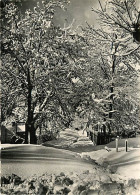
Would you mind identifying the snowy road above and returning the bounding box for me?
[1,144,94,178]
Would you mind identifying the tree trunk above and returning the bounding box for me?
[25,69,36,144]
[102,104,107,137]
[108,42,117,133]
[108,84,114,133]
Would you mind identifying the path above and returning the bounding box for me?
[1,144,94,178]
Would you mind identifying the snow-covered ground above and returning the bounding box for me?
[1,148,140,195]
[43,128,140,180]
[1,129,140,194]
[80,147,140,179]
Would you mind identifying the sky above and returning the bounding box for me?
[19,0,140,29]
[19,0,101,28]
[54,0,100,28]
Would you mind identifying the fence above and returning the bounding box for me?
[88,131,112,145]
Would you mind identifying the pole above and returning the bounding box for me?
[28,131,30,144]
[125,139,128,152]
[116,136,119,152]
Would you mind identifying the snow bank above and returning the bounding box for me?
[1,171,140,195]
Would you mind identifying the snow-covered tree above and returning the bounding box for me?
[79,0,140,138]
[92,0,140,43]
[1,0,89,144]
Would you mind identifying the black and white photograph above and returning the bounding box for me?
[1,0,140,194]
